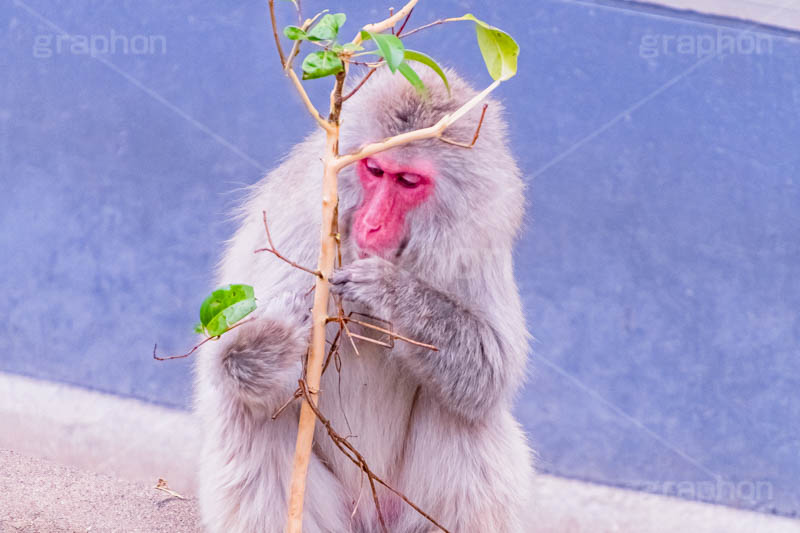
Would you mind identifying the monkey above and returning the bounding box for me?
[194,67,534,533]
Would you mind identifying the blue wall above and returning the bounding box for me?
[2,0,798,518]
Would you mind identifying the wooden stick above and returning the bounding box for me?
[286,123,340,533]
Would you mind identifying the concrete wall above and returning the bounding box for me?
[1,0,798,518]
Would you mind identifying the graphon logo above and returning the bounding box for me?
[33,30,167,59]
[639,30,773,59]
[639,479,774,505]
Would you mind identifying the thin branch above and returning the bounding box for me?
[286,10,328,71]
[328,70,347,123]
[272,387,303,420]
[154,478,186,500]
[395,7,415,36]
[341,66,378,103]
[298,380,450,533]
[267,0,332,131]
[289,67,334,131]
[153,317,256,361]
[294,0,303,26]
[267,0,287,68]
[345,331,393,349]
[368,472,389,533]
[439,103,488,148]
[335,79,502,171]
[255,211,323,278]
[321,328,342,376]
[352,0,419,46]
[344,317,438,351]
[346,59,384,68]
[341,318,361,357]
[398,16,462,39]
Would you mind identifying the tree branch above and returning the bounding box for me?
[267,0,288,68]
[398,16,462,39]
[335,79,501,170]
[267,0,333,132]
[285,10,326,71]
[439,103,488,149]
[343,317,438,351]
[341,66,378,103]
[351,0,419,46]
[254,211,323,278]
[298,380,450,533]
[153,317,256,361]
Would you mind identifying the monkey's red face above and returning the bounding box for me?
[353,156,434,258]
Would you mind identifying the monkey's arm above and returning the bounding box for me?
[196,294,310,419]
[330,257,526,421]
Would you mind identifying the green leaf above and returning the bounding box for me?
[452,14,519,81]
[301,51,344,79]
[205,298,257,337]
[307,13,346,42]
[397,62,427,97]
[360,30,404,73]
[193,322,204,334]
[403,50,449,93]
[197,284,256,336]
[283,25,307,40]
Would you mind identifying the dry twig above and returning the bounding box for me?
[298,380,450,533]
[153,317,256,361]
[154,478,186,500]
[440,103,489,148]
[254,211,322,278]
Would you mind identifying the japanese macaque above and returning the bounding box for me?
[195,68,534,533]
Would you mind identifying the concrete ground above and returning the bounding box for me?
[0,450,199,533]
[1,373,799,533]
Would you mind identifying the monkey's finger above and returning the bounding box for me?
[329,269,353,287]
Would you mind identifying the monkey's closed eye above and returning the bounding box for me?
[396,173,422,189]
[364,158,384,178]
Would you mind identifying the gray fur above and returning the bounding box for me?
[195,68,534,533]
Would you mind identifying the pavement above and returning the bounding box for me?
[1,373,799,533]
[0,450,199,533]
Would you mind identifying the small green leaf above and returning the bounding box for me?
[283,25,307,40]
[452,14,519,81]
[403,50,449,94]
[301,51,344,79]
[360,30,404,73]
[197,284,256,336]
[307,13,346,42]
[398,62,427,97]
[193,322,204,334]
[205,298,257,337]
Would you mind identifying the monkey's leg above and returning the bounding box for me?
[393,405,534,533]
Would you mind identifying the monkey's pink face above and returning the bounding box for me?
[353,156,434,258]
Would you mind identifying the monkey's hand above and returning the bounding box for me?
[331,257,522,422]
[217,294,310,414]
[329,256,400,311]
